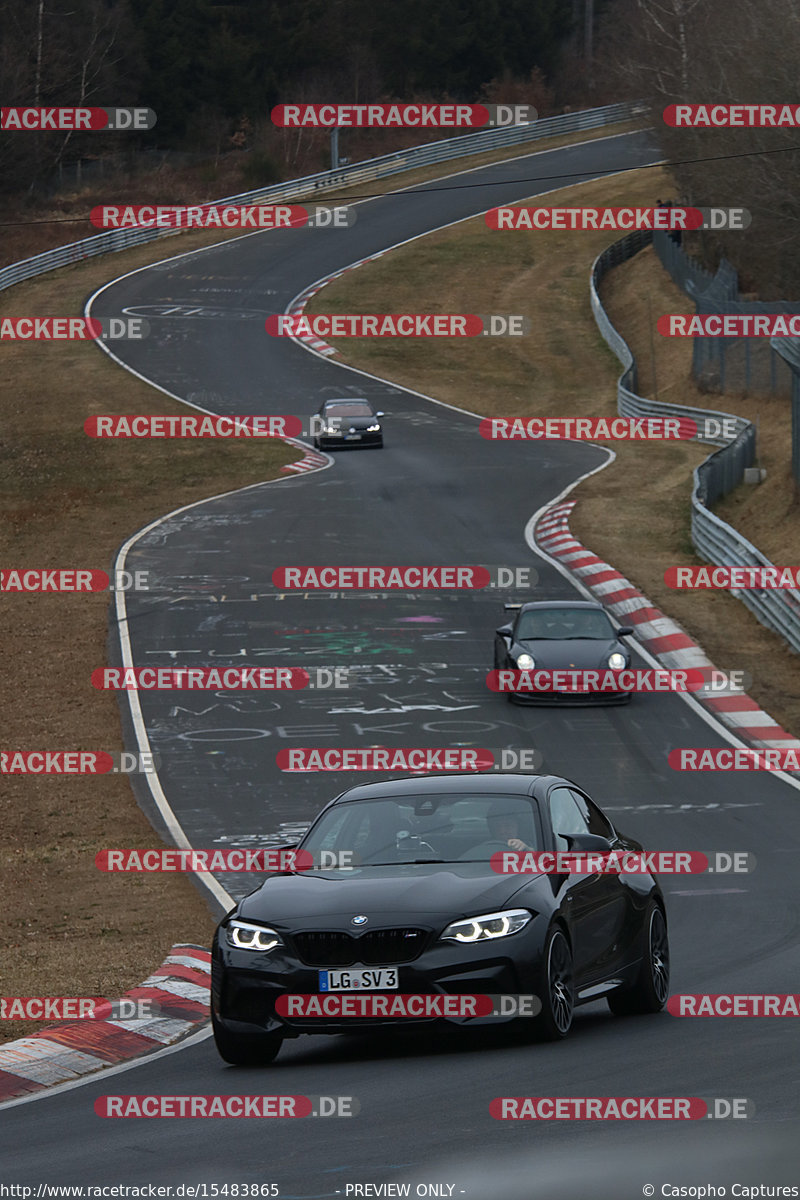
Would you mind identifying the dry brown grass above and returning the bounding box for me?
[0,240,298,1043]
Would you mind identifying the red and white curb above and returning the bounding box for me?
[280,436,328,474]
[0,944,210,1102]
[534,500,800,754]
[285,253,388,357]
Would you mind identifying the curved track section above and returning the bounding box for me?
[3,131,799,1193]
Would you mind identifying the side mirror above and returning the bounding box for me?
[562,833,613,853]
[616,626,634,637]
[495,623,513,637]
[375,411,385,418]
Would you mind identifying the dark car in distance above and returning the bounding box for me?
[211,773,669,1064]
[494,599,635,704]
[312,397,384,449]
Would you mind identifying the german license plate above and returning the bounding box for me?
[344,433,361,440]
[319,967,398,991]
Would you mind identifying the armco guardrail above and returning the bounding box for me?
[0,101,640,296]
[591,230,800,654]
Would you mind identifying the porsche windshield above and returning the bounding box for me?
[516,608,615,641]
[300,794,542,864]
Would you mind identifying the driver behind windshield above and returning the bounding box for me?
[487,812,534,852]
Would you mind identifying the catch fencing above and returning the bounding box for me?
[591,231,800,653]
[653,234,794,397]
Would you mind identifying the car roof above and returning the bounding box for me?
[322,397,372,406]
[329,772,567,804]
[516,599,606,613]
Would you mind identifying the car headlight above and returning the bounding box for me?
[366,423,381,432]
[323,425,342,436]
[515,652,535,670]
[440,909,532,943]
[608,651,627,670]
[227,920,283,952]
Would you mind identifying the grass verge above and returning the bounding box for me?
[0,241,299,1044]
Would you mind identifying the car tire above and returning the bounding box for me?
[533,926,574,1041]
[607,902,669,1016]
[211,1010,284,1065]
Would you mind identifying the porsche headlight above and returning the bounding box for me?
[608,651,627,670]
[227,920,283,952]
[515,652,535,670]
[440,909,532,943]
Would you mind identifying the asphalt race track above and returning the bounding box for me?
[2,130,799,1195]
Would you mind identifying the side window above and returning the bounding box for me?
[568,789,614,840]
[548,786,591,850]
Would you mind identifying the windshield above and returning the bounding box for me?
[516,608,614,641]
[324,403,373,418]
[300,794,542,864]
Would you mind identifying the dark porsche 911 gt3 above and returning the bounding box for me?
[312,397,384,449]
[211,773,669,1064]
[494,599,634,703]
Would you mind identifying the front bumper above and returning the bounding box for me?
[508,689,632,705]
[318,431,382,448]
[212,919,545,1037]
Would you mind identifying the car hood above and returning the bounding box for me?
[236,862,532,926]
[514,637,622,668]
